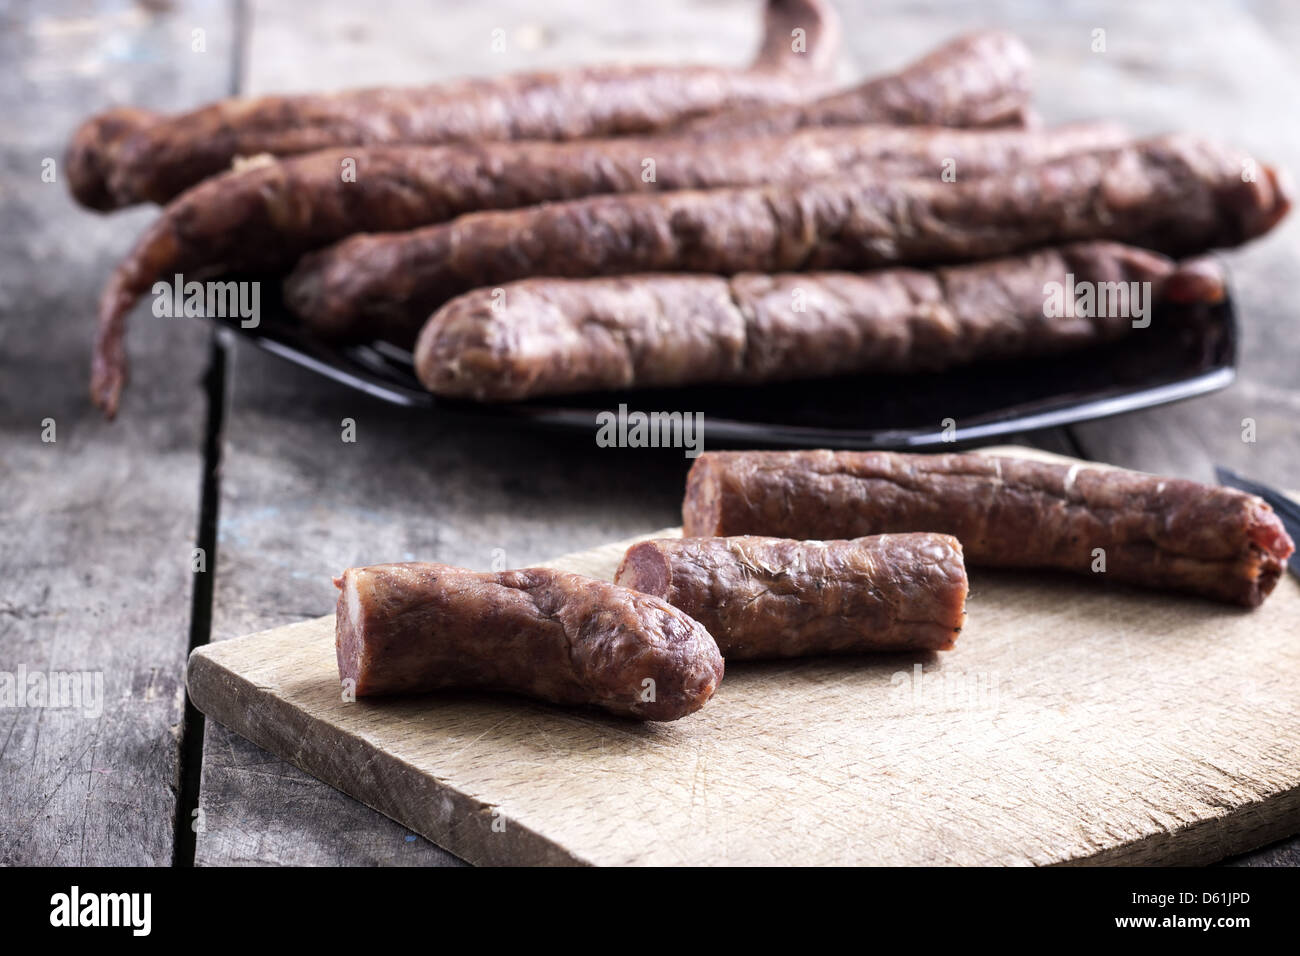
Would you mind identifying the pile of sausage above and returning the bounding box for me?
[335,451,1294,721]
[70,5,1298,720]
[70,0,1291,416]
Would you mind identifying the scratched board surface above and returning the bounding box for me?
[186,449,1300,865]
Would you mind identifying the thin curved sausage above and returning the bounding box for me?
[681,30,1033,140]
[90,121,1131,416]
[66,0,840,210]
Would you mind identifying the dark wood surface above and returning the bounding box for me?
[2,0,1297,867]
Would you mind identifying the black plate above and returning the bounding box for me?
[219,283,1237,449]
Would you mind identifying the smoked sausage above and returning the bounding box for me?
[681,451,1297,607]
[334,563,724,721]
[615,534,968,659]
[681,30,1033,139]
[412,242,1222,401]
[283,134,1290,349]
[90,121,1131,415]
[67,0,841,210]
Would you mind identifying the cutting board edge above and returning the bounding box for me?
[188,626,1300,867]
[185,644,595,867]
[1059,792,1300,866]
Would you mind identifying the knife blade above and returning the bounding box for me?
[1215,466,1300,580]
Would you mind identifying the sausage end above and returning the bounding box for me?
[65,108,157,211]
[335,569,368,696]
[613,541,673,599]
[1240,501,1295,607]
[682,454,725,536]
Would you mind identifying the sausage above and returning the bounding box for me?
[614,534,968,659]
[65,107,159,211]
[66,0,840,211]
[681,451,1297,607]
[334,563,724,721]
[412,242,1222,402]
[681,30,1033,140]
[283,134,1291,350]
[89,121,1131,415]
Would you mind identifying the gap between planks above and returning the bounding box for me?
[170,0,248,866]
[172,335,230,866]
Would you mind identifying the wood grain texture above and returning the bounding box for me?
[193,344,1073,867]
[193,0,1082,863]
[0,0,233,865]
[824,4,1300,864]
[187,447,1300,866]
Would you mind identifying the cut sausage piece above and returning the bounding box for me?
[682,30,1033,140]
[412,242,1221,401]
[681,451,1297,607]
[614,534,968,659]
[334,563,724,721]
[90,122,1130,416]
[66,0,841,210]
[284,134,1291,348]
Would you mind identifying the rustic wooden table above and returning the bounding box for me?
[2,0,1297,867]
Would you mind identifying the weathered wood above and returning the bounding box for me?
[0,0,234,864]
[187,447,1300,866]
[829,4,1300,867]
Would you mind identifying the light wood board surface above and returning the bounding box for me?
[186,448,1300,866]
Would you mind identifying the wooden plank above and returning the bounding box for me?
[192,357,1076,866]
[1071,382,1300,487]
[188,0,1108,867]
[0,0,234,864]
[187,447,1300,866]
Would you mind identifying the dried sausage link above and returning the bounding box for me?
[681,451,1296,606]
[615,534,968,659]
[335,563,724,721]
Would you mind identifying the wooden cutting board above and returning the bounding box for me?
[186,448,1300,865]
